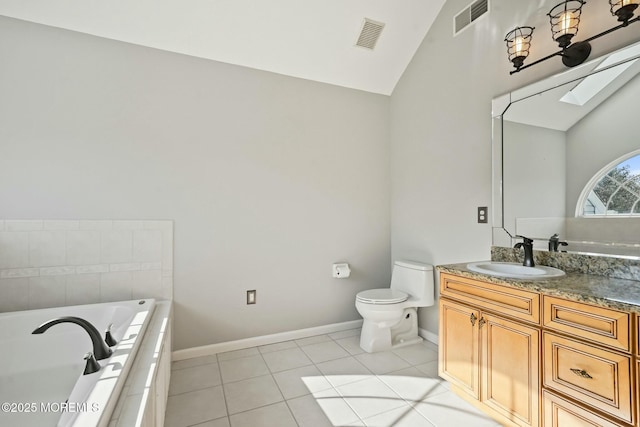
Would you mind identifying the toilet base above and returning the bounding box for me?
[359,307,422,353]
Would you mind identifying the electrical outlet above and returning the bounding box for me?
[477,206,488,224]
[246,290,256,305]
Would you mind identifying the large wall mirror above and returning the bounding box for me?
[492,41,640,257]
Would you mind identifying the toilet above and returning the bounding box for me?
[355,260,434,353]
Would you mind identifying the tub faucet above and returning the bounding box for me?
[514,235,535,267]
[548,234,568,252]
[32,316,113,361]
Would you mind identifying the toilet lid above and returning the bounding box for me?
[356,289,408,304]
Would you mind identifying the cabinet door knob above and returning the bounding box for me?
[470,313,477,326]
[570,368,593,379]
[478,317,486,329]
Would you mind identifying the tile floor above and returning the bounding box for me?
[164,329,502,427]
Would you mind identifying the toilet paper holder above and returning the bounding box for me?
[332,263,351,278]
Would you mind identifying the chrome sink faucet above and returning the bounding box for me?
[514,235,535,267]
[32,316,113,361]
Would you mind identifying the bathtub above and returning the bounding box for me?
[0,299,156,427]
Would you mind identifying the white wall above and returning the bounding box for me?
[389,0,640,337]
[0,17,391,350]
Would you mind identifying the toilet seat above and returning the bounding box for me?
[356,289,408,305]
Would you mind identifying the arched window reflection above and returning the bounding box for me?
[582,152,640,216]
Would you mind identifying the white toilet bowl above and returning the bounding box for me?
[355,261,434,353]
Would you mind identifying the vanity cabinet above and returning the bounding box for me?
[439,274,540,427]
[439,272,639,427]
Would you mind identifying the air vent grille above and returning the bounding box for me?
[470,0,488,21]
[454,0,489,35]
[356,18,385,50]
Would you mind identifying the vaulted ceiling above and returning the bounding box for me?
[0,0,447,95]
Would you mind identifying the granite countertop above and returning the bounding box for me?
[437,262,640,314]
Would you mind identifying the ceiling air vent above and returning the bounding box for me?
[355,18,385,50]
[454,0,489,36]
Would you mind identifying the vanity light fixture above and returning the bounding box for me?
[505,0,640,74]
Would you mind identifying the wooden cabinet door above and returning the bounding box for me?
[439,298,480,399]
[481,312,540,427]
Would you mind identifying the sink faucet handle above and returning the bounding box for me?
[105,323,117,347]
[83,352,101,375]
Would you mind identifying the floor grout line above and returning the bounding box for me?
[216,356,232,423]
[167,333,484,427]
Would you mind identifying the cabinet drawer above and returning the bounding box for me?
[543,332,633,424]
[543,390,626,427]
[543,296,631,352]
[440,273,540,324]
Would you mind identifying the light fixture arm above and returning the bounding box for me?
[510,15,640,75]
[509,50,564,75]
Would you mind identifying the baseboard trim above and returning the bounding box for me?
[419,327,438,345]
[173,319,364,361]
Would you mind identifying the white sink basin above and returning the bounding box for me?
[466,262,565,279]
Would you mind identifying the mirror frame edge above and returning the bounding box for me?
[490,47,640,253]
[491,94,511,248]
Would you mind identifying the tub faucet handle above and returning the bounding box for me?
[83,352,101,375]
[105,323,117,347]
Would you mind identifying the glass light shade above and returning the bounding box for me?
[505,26,534,69]
[548,0,586,48]
[609,0,639,22]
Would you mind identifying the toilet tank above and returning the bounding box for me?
[390,261,434,307]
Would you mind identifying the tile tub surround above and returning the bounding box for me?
[437,262,640,314]
[0,220,173,312]
[491,246,640,281]
[164,330,501,427]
